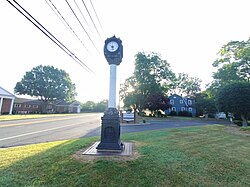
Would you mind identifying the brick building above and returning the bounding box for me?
[13,97,43,114]
[0,86,15,115]
[13,98,81,114]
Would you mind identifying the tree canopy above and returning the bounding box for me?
[81,100,108,112]
[176,73,201,97]
[15,65,77,102]
[211,38,250,88]
[216,82,250,126]
[144,93,170,114]
[205,38,250,118]
[195,91,216,117]
[120,52,175,111]
[120,52,202,113]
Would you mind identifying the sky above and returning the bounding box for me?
[1,0,250,103]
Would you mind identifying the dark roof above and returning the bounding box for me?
[14,97,34,103]
[56,100,80,107]
[169,94,193,100]
[56,100,70,106]
[14,97,43,105]
[14,98,80,106]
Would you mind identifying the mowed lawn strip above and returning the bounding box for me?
[0,125,249,187]
[0,114,80,121]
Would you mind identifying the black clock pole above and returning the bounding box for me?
[96,36,124,152]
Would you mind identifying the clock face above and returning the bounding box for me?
[106,41,119,52]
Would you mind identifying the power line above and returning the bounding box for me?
[65,0,100,54]
[6,0,94,74]
[89,0,106,37]
[45,0,88,51]
[73,0,94,35]
[81,0,103,41]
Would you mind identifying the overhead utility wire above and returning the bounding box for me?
[6,0,94,74]
[73,0,94,35]
[65,0,100,54]
[89,0,106,37]
[45,0,88,51]
[81,0,103,41]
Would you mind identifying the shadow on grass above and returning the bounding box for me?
[0,137,98,186]
[0,125,250,187]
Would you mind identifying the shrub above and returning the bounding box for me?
[169,111,177,116]
[178,111,192,117]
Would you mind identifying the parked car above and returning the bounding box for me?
[215,112,227,119]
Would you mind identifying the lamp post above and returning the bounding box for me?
[96,36,124,152]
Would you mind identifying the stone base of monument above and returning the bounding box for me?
[82,141,133,156]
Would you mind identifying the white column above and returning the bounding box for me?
[108,64,117,108]
[9,97,14,114]
[0,97,2,115]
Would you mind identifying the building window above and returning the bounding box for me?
[189,108,192,112]
[25,105,31,108]
[180,100,183,104]
[181,107,185,111]
[172,107,176,111]
[170,99,174,105]
[14,104,21,108]
[33,105,38,108]
[188,100,192,105]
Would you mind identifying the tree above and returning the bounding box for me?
[207,38,250,102]
[176,73,202,97]
[144,93,170,116]
[81,101,96,112]
[94,100,108,112]
[195,91,216,118]
[121,52,175,112]
[217,82,250,126]
[134,52,176,95]
[123,91,146,114]
[15,65,77,102]
[212,39,250,85]
[81,100,108,112]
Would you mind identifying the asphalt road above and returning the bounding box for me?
[0,114,230,148]
[85,118,230,137]
[0,113,102,148]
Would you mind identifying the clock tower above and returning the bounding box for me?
[96,36,124,152]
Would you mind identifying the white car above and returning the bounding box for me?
[215,112,227,119]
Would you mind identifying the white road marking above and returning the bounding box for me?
[0,113,101,128]
[0,122,84,142]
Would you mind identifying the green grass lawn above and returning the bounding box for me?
[0,113,81,121]
[240,126,250,132]
[0,125,250,187]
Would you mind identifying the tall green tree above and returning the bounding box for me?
[212,38,250,85]
[217,82,250,126]
[81,101,96,112]
[94,100,108,112]
[81,100,108,112]
[208,38,250,100]
[195,91,216,117]
[176,73,201,97]
[121,52,175,112]
[15,65,77,102]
